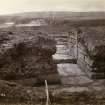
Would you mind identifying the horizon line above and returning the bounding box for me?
[1,10,105,16]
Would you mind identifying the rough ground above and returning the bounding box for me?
[0,25,105,105]
[0,26,61,102]
[1,83,105,105]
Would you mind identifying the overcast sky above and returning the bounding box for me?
[0,0,105,15]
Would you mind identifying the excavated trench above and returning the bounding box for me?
[0,29,105,105]
[52,34,93,86]
[53,35,105,87]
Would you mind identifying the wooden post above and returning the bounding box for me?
[76,31,78,60]
[45,80,51,105]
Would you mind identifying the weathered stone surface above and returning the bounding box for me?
[78,29,105,58]
[73,29,105,79]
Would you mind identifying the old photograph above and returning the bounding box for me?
[0,0,105,105]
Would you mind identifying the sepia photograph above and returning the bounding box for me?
[0,0,105,105]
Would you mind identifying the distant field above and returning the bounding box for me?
[0,11,105,27]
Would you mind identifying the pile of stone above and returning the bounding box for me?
[77,29,105,79]
[0,27,60,86]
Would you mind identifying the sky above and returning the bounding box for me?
[0,0,105,15]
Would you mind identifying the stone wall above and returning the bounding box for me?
[69,28,105,79]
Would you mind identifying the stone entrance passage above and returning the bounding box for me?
[53,43,93,86]
[52,33,105,87]
[53,44,76,64]
[52,33,77,64]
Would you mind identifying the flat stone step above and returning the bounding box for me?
[53,54,74,60]
[57,64,86,76]
[53,54,76,64]
[56,45,68,50]
[56,45,70,55]
[54,59,77,64]
[57,64,94,86]
[57,42,68,45]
